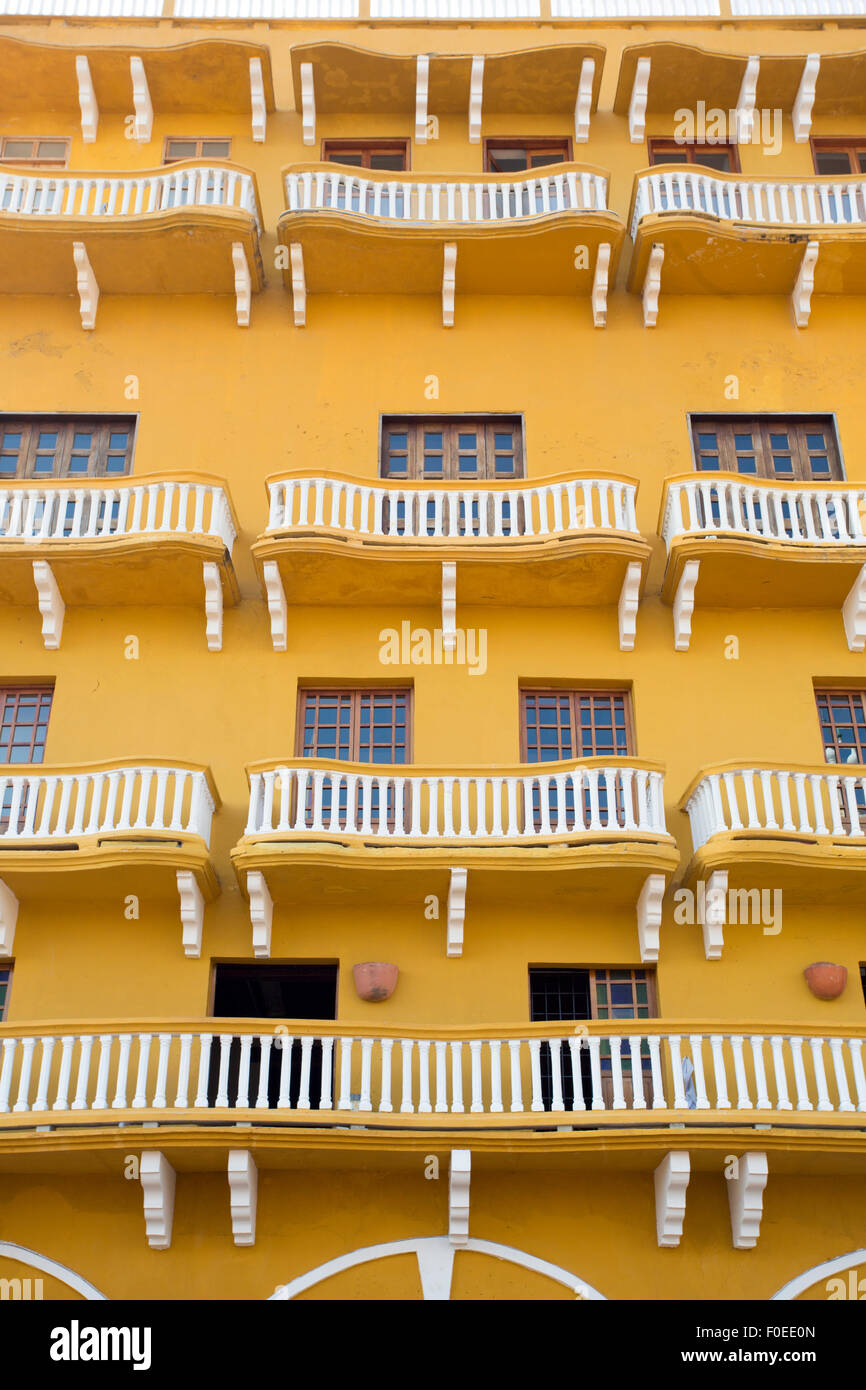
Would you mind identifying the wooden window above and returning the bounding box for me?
[521,689,633,762]
[0,136,69,168]
[0,686,52,833]
[529,967,657,1109]
[297,689,410,764]
[0,966,10,1021]
[210,963,337,1108]
[322,139,409,171]
[380,417,524,481]
[648,138,739,172]
[483,138,571,172]
[816,689,866,765]
[163,137,232,163]
[0,687,52,765]
[811,139,866,177]
[690,416,842,481]
[0,416,135,480]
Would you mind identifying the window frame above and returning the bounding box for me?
[482,137,573,173]
[320,138,411,171]
[0,685,54,766]
[379,414,525,481]
[0,964,11,1022]
[295,687,414,763]
[688,413,845,482]
[647,137,741,173]
[810,137,866,177]
[162,136,233,164]
[0,136,70,168]
[0,414,137,481]
[528,966,658,1022]
[815,688,866,766]
[519,687,636,763]
[209,960,339,1020]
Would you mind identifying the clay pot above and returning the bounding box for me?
[803,962,848,1000]
[353,962,398,1003]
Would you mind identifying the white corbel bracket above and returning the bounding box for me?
[32,560,65,650]
[592,241,610,329]
[673,559,699,651]
[728,1151,768,1249]
[703,869,727,961]
[642,242,664,328]
[618,560,641,650]
[843,563,866,652]
[0,879,19,956]
[574,57,594,144]
[263,560,288,651]
[629,57,650,143]
[203,562,223,652]
[75,55,98,143]
[446,867,467,958]
[140,1151,175,1250]
[248,870,273,958]
[73,242,98,331]
[177,870,204,959]
[415,54,430,145]
[250,57,267,143]
[441,561,457,652]
[468,56,484,145]
[130,57,153,144]
[232,242,251,328]
[300,62,315,147]
[228,1150,258,1246]
[655,1150,690,1248]
[449,1149,471,1245]
[734,56,760,144]
[637,873,665,963]
[289,242,306,328]
[442,242,457,329]
[793,54,820,143]
[792,240,818,328]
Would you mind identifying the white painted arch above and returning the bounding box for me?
[268,1235,607,1301]
[0,1242,108,1300]
[771,1249,866,1301]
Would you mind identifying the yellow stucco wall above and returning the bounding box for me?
[1,12,866,1301]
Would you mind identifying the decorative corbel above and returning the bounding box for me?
[130,57,153,144]
[250,57,267,143]
[446,867,467,958]
[75,56,98,143]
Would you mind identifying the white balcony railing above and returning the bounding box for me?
[661,478,866,550]
[0,480,236,552]
[631,170,866,241]
[1,1026,864,1121]
[244,761,667,841]
[685,768,866,852]
[0,766,215,847]
[284,167,608,225]
[0,166,260,233]
[267,475,639,541]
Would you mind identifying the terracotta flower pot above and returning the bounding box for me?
[804,962,848,1000]
[353,962,398,1003]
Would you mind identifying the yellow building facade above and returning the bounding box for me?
[0,0,865,1306]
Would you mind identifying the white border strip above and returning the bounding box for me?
[0,1242,108,1300]
[771,1249,866,1301]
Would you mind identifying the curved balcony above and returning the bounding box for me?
[254,471,649,649]
[0,162,264,310]
[232,757,677,958]
[659,474,866,648]
[628,166,866,304]
[0,761,219,957]
[682,762,866,912]
[0,474,238,651]
[277,163,623,315]
[1,1021,863,1139]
